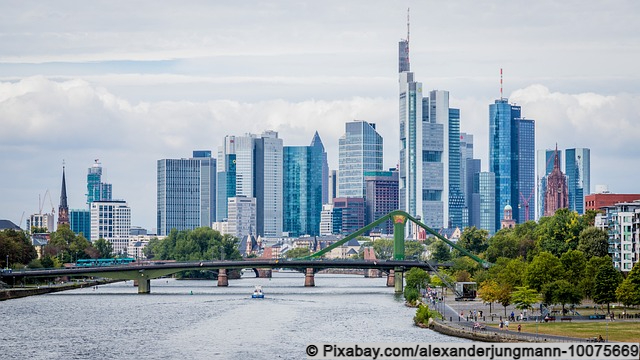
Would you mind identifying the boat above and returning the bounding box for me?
[252,285,264,299]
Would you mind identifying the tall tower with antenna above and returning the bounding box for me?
[57,163,70,227]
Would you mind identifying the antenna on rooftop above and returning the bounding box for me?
[500,68,503,100]
[407,7,410,44]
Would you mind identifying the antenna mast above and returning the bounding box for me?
[500,68,503,100]
[407,7,410,44]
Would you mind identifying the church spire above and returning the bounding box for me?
[57,163,70,227]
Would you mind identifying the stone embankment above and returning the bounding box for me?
[1,279,117,301]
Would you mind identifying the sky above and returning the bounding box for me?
[1,1,639,232]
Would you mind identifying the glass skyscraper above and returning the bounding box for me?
[283,132,326,237]
[565,148,590,214]
[157,151,216,236]
[337,121,383,198]
[448,107,465,228]
[489,98,534,229]
[87,160,112,205]
[70,209,91,239]
[475,172,496,235]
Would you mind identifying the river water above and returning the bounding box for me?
[1,272,464,359]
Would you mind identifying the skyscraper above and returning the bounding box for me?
[447,107,465,228]
[517,119,536,222]
[565,148,590,214]
[337,120,383,198]
[216,134,255,221]
[489,97,535,229]
[475,172,496,235]
[157,151,216,236]
[86,160,112,205]
[57,165,69,227]
[70,209,90,239]
[254,131,283,237]
[283,132,326,237]
[227,196,256,239]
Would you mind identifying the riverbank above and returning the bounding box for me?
[0,278,120,301]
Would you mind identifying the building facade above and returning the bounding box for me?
[475,172,496,235]
[333,197,366,235]
[27,213,54,233]
[565,148,591,214]
[90,200,131,255]
[254,131,283,237]
[543,148,569,217]
[227,196,257,239]
[596,201,640,272]
[87,160,113,205]
[157,151,216,236]
[517,119,535,222]
[283,132,326,237]
[70,209,91,239]
[585,193,640,211]
[364,170,399,235]
[537,149,561,219]
[337,120,383,198]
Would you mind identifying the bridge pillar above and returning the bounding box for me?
[394,267,403,294]
[304,268,315,287]
[217,269,229,287]
[137,278,150,294]
[386,270,394,287]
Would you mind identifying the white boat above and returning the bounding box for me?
[252,285,264,299]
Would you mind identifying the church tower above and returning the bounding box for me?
[57,165,70,227]
[544,145,569,217]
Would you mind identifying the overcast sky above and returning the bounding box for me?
[1,1,639,232]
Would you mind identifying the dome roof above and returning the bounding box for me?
[504,204,513,211]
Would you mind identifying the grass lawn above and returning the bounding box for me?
[519,321,640,342]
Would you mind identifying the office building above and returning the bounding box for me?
[518,119,535,222]
[157,151,216,236]
[70,209,91,239]
[364,170,399,234]
[333,197,366,235]
[565,148,590,214]
[283,132,326,237]
[319,204,335,236]
[337,121,383,198]
[86,160,113,205]
[475,172,496,235]
[465,159,482,228]
[27,213,54,233]
[90,200,131,255]
[254,131,283,237]
[227,196,257,239]
[585,193,640,211]
[328,170,337,204]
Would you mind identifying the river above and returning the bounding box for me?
[1,272,465,359]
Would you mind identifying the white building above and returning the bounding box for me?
[319,204,334,236]
[27,213,54,232]
[90,200,131,255]
[227,196,257,239]
[595,201,640,272]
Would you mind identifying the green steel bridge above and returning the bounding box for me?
[1,210,489,294]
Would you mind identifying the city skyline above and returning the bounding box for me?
[1,2,639,230]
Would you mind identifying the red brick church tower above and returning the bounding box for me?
[544,145,568,217]
[57,165,70,227]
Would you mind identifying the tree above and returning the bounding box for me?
[616,261,640,308]
[285,247,311,259]
[593,263,623,314]
[429,240,451,262]
[0,229,38,266]
[550,279,583,314]
[497,285,513,317]
[91,238,112,258]
[535,209,583,257]
[404,241,424,260]
[577,227,609,259]
[457,227,489,255]
[455,270,472,282]
[478,279,500,315]
[370,239,393,260]
[580,256,611,299]
[525,252,563,292]
[560,249,586,286]
[484,229,519,263]
[511,286,539,313]
[405,267,430,290]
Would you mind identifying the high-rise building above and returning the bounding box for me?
[254,131,283,237]
[465,159,482,228]
[364,170,399,235]
[70,209,91,239]
[447,106,465,228]
[517,119,536,222]
[475,172,496,235]
[90,200,131,255]
[565,148,591,214]
[460,133,474,217]
[312,132,330,205]
[27,213,54,233]
[86,160,113,205]
[227,196,256,239]
[157,151,216,236]
[319,204,335,236]
[337,120,383,198]
[283,132,326,237]
[328,170,337,204]
[57,166,69,228]
[544,147,569,217]
[489,97,535,229]
[595,201,640,272]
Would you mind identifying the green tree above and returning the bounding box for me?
[405,267,430,290]
[484,229,519,263]
[560,249,586,286]
[285,247,311,259]
[535,209,583,257]
[404,286,420,304]
[579,256,611,299]
[93,238,114,258]
[511,286,539,313]
[457,227,489,255]
[370,239,393,260]
[429,240,451,262]
[478,279,500,315]
[525,252,563,291]
[404,240,424,260]
[497,285,513,317]
[549,279,583,314]
[616,261,640,308]
[577,227,609,259]
[0,229,38,266]
[593,263,623,314]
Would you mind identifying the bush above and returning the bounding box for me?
[414,303,439,325]
[404,286,420,304]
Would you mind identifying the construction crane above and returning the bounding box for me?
[38,189,55,214]
[519,189,535,222]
